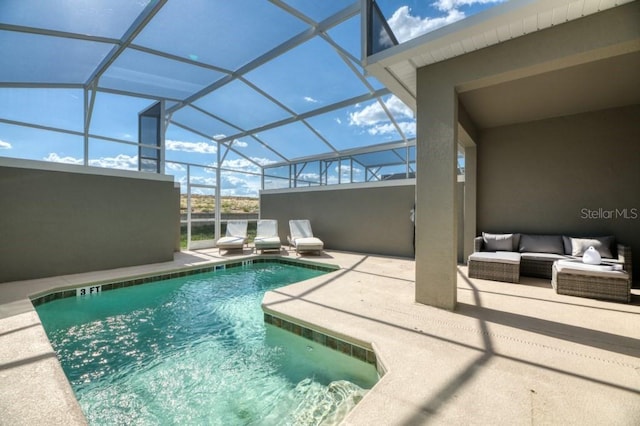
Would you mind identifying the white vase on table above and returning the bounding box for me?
[582,246,601,265]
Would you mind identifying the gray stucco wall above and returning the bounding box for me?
[0,163,180,283]
[477,105,640,282]
[260,182,416,258]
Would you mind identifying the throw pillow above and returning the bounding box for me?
[570,236,614,258]
[482,232,514,251]
[518,234,564,254]
[562,236,572,255]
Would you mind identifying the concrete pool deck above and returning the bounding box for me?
[1,248,639,425]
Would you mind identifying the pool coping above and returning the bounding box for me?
[29,256,338,306]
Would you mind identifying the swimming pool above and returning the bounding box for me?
[35,261,378,425]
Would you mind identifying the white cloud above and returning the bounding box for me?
[231,139,248,148]
[44,153,83,165]
[335,117,342,125]
[0,139,12,149]
[251,157,277,166]
[221,156,276,172]
[222,173,253,189]
[387,96,415,118]
[90,154,138,170]
[433,0,504,13]
[366,123,394,136]
[349,95,413,127]
[166,139,217,154]
[386,1,506,43]
[349,102,388,127]
[334,164,363,175]
[43,153,138,170]
[304,96,319,103]
[298,172,320,181]
[220,171,262,197]
[221,158,261,174]
[366,121,416,137]
[397,121,417,136]
[323,164,364,184]
[166,162,186,171]
[188,175,217,186]
[388,6,464,43]
[217,157,277,196]
[348,95,415,138]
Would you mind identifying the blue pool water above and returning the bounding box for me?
[36,262,378,425]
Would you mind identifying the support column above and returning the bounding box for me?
[463,145,477,262]
[415,82,458,310]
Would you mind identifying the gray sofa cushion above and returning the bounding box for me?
[518,234,564,255]
[469,251,521,264]
[520,252,568,262]
[482,232,514,251]
[570,236,615,258]
[562,236,572,255]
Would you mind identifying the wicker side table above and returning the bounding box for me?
[468,252,521,283]
[552,260,630,303]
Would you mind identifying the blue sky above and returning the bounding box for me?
[377,0,506,42]
[0,0,504,196]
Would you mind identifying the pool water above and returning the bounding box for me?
[36,262,378,425]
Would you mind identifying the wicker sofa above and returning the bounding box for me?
[469,233,632,301]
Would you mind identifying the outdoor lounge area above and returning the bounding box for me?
[1,0,639,424]
[364,0,640,313]
[469,233,633,302]
[1,248,639,424]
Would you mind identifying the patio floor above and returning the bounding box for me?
[1,248,639,425]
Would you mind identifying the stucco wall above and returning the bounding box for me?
[0,161,180,283]
[477,105,640,282]
[260,182,416,258]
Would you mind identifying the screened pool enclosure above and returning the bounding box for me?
[0,1,471,247]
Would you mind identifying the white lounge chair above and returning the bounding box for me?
[216,220,248,253]
[288,219,324,255]
[254,219,282,253]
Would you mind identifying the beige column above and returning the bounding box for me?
[462,145,477,262]
[415,81,458,310]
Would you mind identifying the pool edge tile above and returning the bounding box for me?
[263,313,379,374]
[29,256,339,313]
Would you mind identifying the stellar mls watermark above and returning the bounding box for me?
[581,208,638,220]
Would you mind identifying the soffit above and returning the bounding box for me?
[459,51,640,129]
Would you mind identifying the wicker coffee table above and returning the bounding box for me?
[552,260,630,303]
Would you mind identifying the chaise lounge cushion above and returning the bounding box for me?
[518,234,564,255]
[293,237,324,252]
[555,259,627,279]
[288,219,324,254]
[254,219,282,252]
[482,232,515,251]
[254,236,282,251]
[569,236,615,258]
[217,220,248,251]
